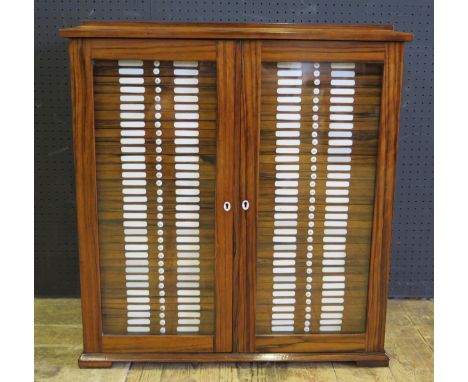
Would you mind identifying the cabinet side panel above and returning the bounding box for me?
[70,38,102,352]
[365,42,405,351]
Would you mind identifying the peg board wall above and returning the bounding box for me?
[34,0,433,298]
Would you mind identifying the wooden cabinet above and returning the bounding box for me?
[60,22,412,367]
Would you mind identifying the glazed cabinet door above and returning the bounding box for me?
[74,39,236,353]
[236,40,396,353]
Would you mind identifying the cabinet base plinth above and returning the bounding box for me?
[79,351,389,367]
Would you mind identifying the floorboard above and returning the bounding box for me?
[34,299,434,382]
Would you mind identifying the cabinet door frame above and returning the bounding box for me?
[235,40,404,354]
[70,38,237,354]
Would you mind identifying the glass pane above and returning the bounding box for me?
[94,59,217,335]
[257,61,383,334]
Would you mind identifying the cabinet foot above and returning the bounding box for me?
[78,354,113,368]
[355,356,389,367]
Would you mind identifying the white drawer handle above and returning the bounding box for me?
[242,200,250,211]
[223,202,231,212]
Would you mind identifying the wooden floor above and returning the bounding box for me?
[35,299,433,381]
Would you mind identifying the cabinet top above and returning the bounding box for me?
[59,21,413,42]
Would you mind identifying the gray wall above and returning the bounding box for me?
[34,0,433,298]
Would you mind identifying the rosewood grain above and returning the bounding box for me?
[69,38,103,353]
[78,350,389,367]
[60,22,412,42]
[365,42,405,353]
[234,40,261,353]
[214,41,236,352]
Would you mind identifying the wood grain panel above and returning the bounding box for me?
[234,40,260,353]
[60,22,413,42]
[69,38,103,353]
[89,39,217,61]
[214,41,236,352]
[79,350,389,365]
[365,42,405,352]
[102,335,214,353]
[255,333,366,353]
[261,41,386,63]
